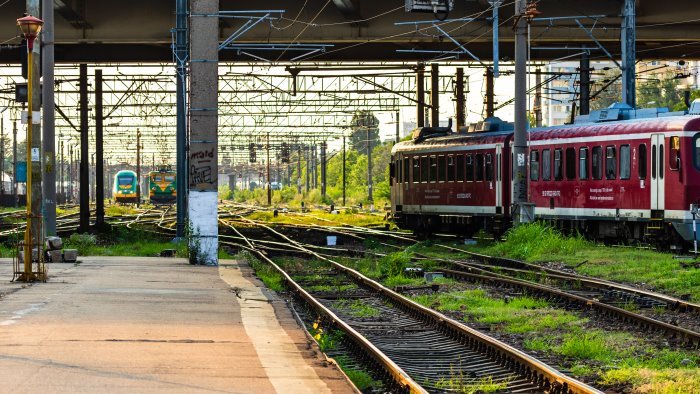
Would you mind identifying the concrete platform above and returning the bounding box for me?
[0,257,356,393]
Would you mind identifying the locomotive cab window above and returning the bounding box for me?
[456,155,465,181]
[542,149,551,181]
[670,136,681,171]
[530,150,539,181]
[485,154,494,181]
[579,148,588,180]
[429,156,438,182]
[592,146,603,180]
[438,155,446,182]
[466,154,475,181]
[447,156,456,182]
[606,146,617,179]
[554,149,563,181]
[620,145,631,180]
[475,154,485,181]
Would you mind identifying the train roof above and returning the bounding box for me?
[392,130,511,154]
[115,170,137,176]
[529,115,700,141]
[392,114,700,155]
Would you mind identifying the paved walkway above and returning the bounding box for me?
[0,257,355,393]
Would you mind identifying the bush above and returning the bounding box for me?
[380,251,412,277]
[218,185,233,200]
[491,222,589,261]
[67,233,97,255]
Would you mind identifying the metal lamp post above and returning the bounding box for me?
[16,14,43,281]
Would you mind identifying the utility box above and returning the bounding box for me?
[405,0,454,13]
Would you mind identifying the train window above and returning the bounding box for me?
[456,155,465,181]
[606,146,617,179]
[420,156,429,183]
[476,154,485,181]
[659,143,664,179]
[447,156,456,182]
[438,155,446,182]
[652,146,657,179]
[429,156,438,182]
[620,145,631,180]
[485,154,494,181]
[566,148,576,180]
[579,148,588,179]
[404,158,411,183]
[670,137,680,171]
[554,149,563,180]
[530,151,539,181]
[592,146,603,180]
[542,149,551,181]
[466,154,474,181]
[398,159,403,183]
[639,144,647,179]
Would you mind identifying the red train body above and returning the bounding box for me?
[390,112,700,244]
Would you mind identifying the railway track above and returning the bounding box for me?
[254,210,700,345]
[219,215,600,394]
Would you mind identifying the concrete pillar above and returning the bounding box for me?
[42,0,56,235]
[188,0,219,265]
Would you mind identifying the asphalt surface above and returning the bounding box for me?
[0,257,355,394]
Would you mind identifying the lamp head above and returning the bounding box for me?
[16,15,43,49]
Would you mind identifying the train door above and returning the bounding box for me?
[651,134,665,211]
[496,145,503,212]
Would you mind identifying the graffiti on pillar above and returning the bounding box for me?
[189,147,215,189]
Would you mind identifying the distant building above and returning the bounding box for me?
[543,60,613,127]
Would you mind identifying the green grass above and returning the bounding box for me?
[459,222,700,301]
[435,374,509,394]
[245,209,389,228]
[412,289,582,334]
[236,251,285,292]
[333,355,381,391]
[62,227,193,258]
[412,286,700,391]
[333,299,380,318]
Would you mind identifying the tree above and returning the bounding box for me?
[350,111,380,154]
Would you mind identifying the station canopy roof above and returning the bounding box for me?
[1,0,699,63]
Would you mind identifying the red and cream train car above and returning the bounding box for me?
[390,109,700,244]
